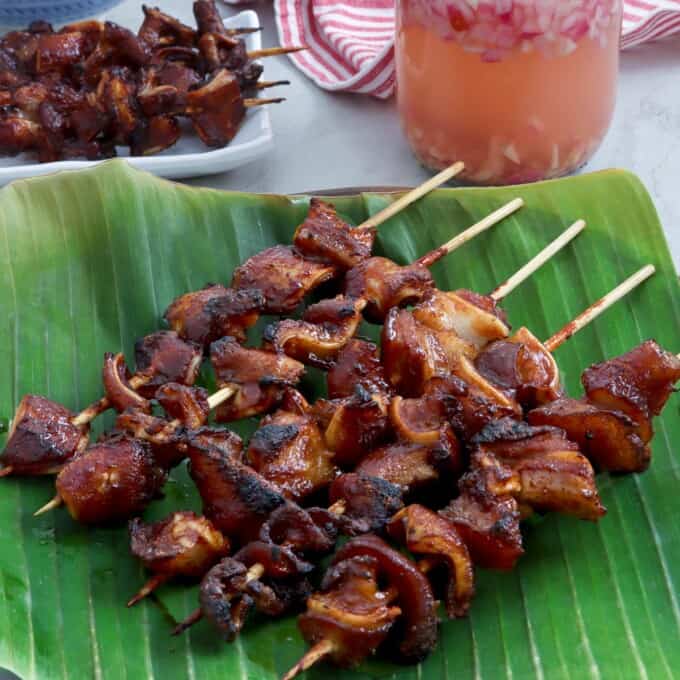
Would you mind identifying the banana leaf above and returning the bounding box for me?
[0,159,678,680]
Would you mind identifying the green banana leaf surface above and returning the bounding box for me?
[0,160,678,680]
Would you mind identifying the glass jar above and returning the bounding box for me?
[396,1,623,185]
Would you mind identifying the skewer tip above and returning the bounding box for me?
[34,495,63,516]
[281,638,336,680]
[171,608,203,636]
[244,97,286,108]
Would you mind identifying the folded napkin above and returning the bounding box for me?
[226,1,680,98]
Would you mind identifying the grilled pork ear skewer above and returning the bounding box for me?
[267,199,525,365]
[474,264,657,411]
[166,161,467,347]
[32,385,237,518]
[0,332,202,478]
[387,265,658,444]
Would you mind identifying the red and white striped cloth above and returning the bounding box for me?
[225,0,680,98]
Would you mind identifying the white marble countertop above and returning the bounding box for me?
[105,0,680,270]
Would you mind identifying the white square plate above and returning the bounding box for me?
[0,10,273,184]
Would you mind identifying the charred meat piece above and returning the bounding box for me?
[114,408,187,469]
[528,397,650,473]
[260,503,337,556]
[138,6,196,49]
[128,511,229,605]
[328,473,404,535]
[447,356,522,439]
[35,31,94,76]
[231,244,337,315]
[187,426,244,462]
[82,22,150,85]
[312,389,391,468]
[344,256,434,322]
[326,339,392,401]
[264,296,366,369]
[95,69,138,145]
[413,288,510,349]
[293,198,374,269]
[389,377,460,446]
[194,0,232,35]
[381,308,476,397]
[164,283,264,348]
[210,337,305,422]
[582,340,680,442]
[155,383,210,429]
[56,434,166,525]
[1,395,89,476]
[387,504,475,618]
[197,557,286,641]
[473,418,605,521]
[0,117,42,155]
[186,431,286,545]
[331,534,438,663]
[246,408,337,503]
[355,424,461,496]
[297,555,402,668]
[234,540,313,581]
[130,114,181,155]
[102,352,151,414]
[440,450,524,571]
[186,69,245,147]
[133,330,202,398]
[475,326,562,408]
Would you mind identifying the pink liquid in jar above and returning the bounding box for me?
[396,0,623,184]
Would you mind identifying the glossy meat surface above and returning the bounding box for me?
[473,418,605,520]
[265,296,366,368]
[298,555,402,667]
[313,390,391,467]
[293,198,374,269]
[56,434,166,524]
[582,340,680,441]
[247,409,337,502]
[129,511,228,578]
[387,504,475,618]
[528,397,650,473]
[331,535,438,663]
[134,330,202,398]
[355,424,461,494]
[211,337,305,422]
[164,284,263,347]
[1,394,88,475]
[155,383,210,429]
[441,450,524,571]
[102,352,150,413]
[186,432,286,545]
[344,256,434,322]
[326,339,392,400]
[413,288,510,349]
[232,245,337,315]
[329,473,404,534]
[475,327,562,408]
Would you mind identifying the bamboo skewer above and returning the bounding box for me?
[247,46,307,59]
[544,265,656,352]
[416,198,525,268]
[33,385,238,518]
[355,162,466,233]
[490,220,587,301]
[281,639,338,680]
[254,80,291,90]
[244,97,286,107]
